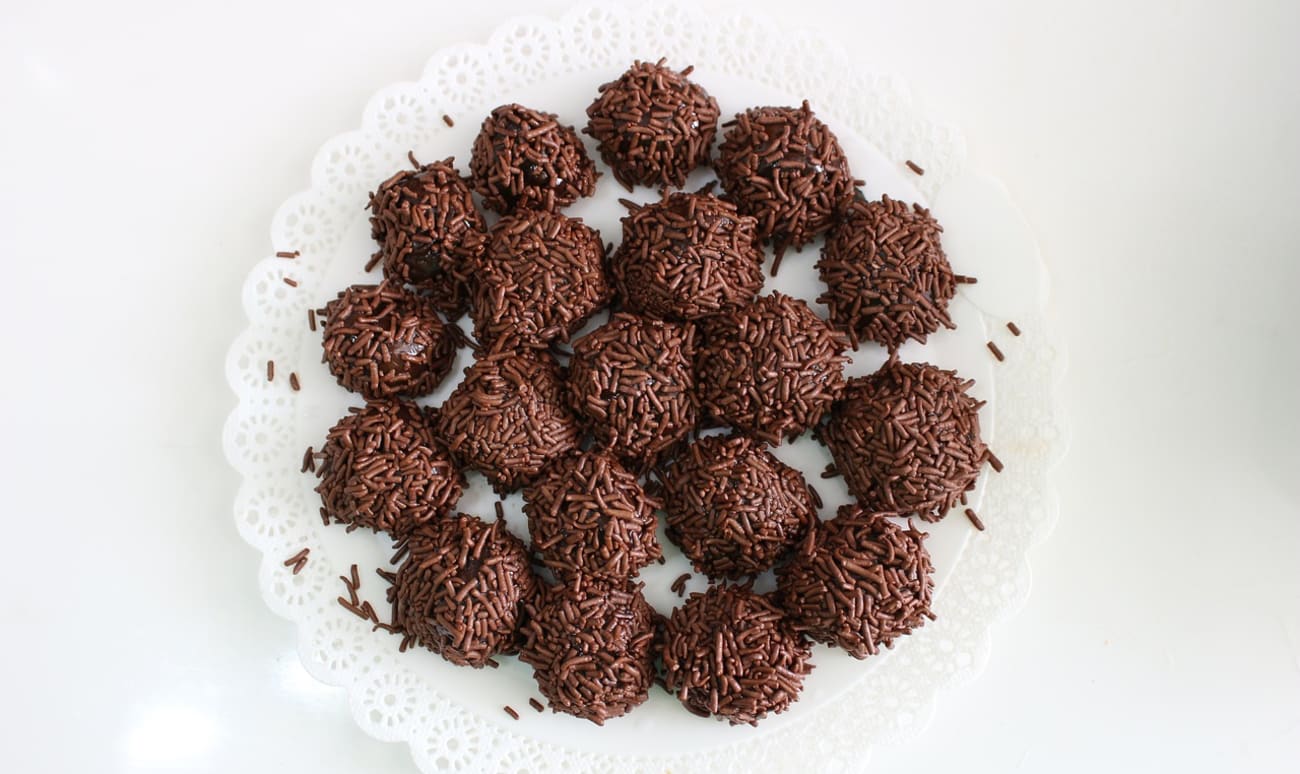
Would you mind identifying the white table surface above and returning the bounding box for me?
[2,1,1297,771]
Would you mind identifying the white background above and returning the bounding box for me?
[1,1,1297,772]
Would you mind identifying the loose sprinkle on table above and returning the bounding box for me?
[276,250,300,259]
[986,451,1004,473]
[283,277,298,288]
[289,372,301,392]
[964,509,985,531]
[1007,321,1022,336]
[301,446,315,473]
[442,114,455,127]
[987,341,1005,361]
[503,705,519,720]
[905,160,925,175]
[954,274,978,284]
[529,698,544,712]
[266,360,275,381]
[307,308,317,331]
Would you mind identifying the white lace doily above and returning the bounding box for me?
[223,3,1066,771]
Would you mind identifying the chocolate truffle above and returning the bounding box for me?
[696,292,849,444]
[777,504,934,658]
[585,59,721,189]
[816,196,956,350]
[610,193,765,321]
[819,359,988,521]
[366,156,486,318]
[321,282,460,399]
[315,400,464,535]
[519,581,658,724]
[467,211,612,348]
[392,513,537,667]
[469,103,599,214]
[523,450,661,581]
[435,347,581,493]
[566,313,697,466]
[659,434,815,579]
[715,102,855,256]
[662,585,812,725]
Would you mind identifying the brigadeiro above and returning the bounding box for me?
[662,585,812,725]
[715,101,856,257]
[658,434,815,579]
[522,450,662,582]
[817,195,956,350]
[585,58,721,190]
[610,193,765,322]
[435,347,581,493]
[566,313,697,466]
[321,282,460,400]
[696,292,849,444]
[819,358,988,521]
[366,155,486,318]
[467,210,612,349]
[519,580,658,725]
[391,513,537,668]
[469,103,599,214]
[777,504,935,659]
[315,400,464,536]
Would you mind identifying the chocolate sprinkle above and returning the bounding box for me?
[522,450,662,582]
[964,508,985,531]
[817,196,956,351]
[466,211,612,349]
[289,372,300,392]
[696,292,849,444]
[1007,321,1021,336]
[503,705,519,720]
[585,58,721,189]
[662,585,812,725]
[435,347,581,493]
[315,399,465,535]
[659,434,816,579]
[777,505,934,658]
[987,341,1005,361]
[819,359,988,521]
[610,192,765,322]
[276,250,300,259]
[905,160,925,175]
[528,697,544,713]
[367,157,486,318]
[266,360,274,382]
[391,513,537,668]
[321,282,460,400]
[442,114,455,127]
[566,313,697,466]
[469,104,599,214]
[519,582,657,725]
[283,277,299,288]
[715,102,855,256]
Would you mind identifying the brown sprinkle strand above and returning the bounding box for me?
[503,705,519,720]
[283,277,299,288]
[529,698,544,713]
[276,250,300,259]
[283,548,310,568]
[442,114,454,127]
[905,160,925,175]
[266,360,274,381]
[964,508,986,531]
[1007,321,1022,336]
[301,446,315,474]
[987,451,1004,473]
[954,274,978,284]
[987,341,1005,361]
[289,372,300,391]
[307,308,317,331]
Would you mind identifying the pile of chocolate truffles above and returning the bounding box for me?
[305,58,994,727]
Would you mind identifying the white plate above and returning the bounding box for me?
[223,3,1066,771]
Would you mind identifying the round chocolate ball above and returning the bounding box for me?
[610,193,765,322]
[393,513,537,667]
[469,103,599,214]
[366,156,486,318]
[523,450,661,581]
[696,292,849,443]
[659,434,815,579]
[468,211,612,349]
[519,581,658,725]
[321,282,460,400]
[585,59,721,189]
[715,102,855,255]
[315,399,464,535]
[777,504,934,659]
[819,359,988,520]
[435,348,581,493]
[817,196,956,350]
[567,312,697,466]
[662,585,812,725]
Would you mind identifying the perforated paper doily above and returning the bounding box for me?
[223,3,1066,771]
